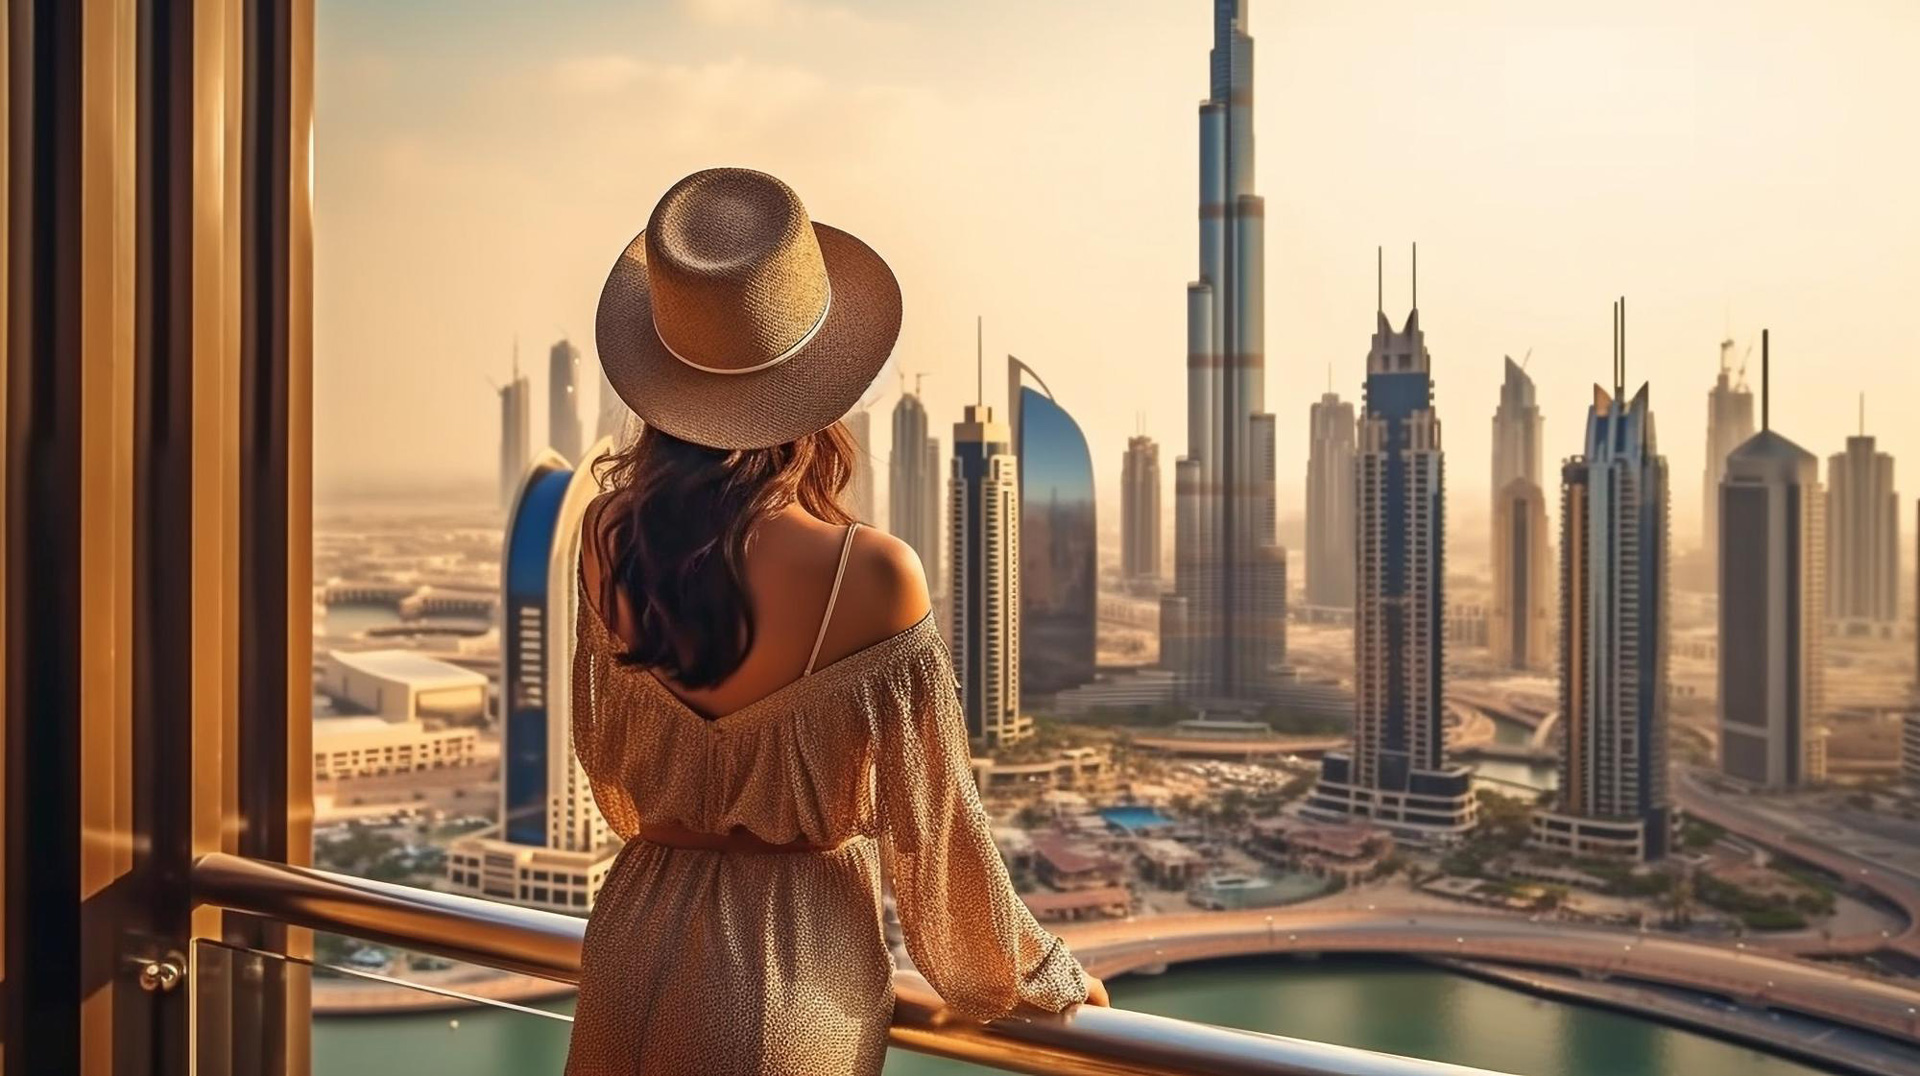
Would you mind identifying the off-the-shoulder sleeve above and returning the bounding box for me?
[874,632,1088,1021]
[570,568,640,840]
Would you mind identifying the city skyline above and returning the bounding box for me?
[317,0,1920,549]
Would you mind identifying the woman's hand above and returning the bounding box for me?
[1081,972,1110,1007]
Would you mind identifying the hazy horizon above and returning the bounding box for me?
[317,0,1920,552]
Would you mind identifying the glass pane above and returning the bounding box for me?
[193,938,573,1076]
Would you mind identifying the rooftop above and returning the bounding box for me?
[1030,834,1114,875]
[329,648,489,690]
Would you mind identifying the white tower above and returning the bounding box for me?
[949,321,1029,747]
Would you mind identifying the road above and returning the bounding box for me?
[1674,768,1920,960]
[1056,906,1920,1043]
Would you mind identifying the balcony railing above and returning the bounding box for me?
[191,853,1516,1076]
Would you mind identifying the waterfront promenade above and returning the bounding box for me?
[1057,906,1920,1042]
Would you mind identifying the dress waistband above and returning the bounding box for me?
[633,821,850,855]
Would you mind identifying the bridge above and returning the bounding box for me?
[1057,906,1920,1043]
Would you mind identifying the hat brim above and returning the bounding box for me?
[595,222,902,452]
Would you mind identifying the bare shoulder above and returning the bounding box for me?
[839,526,932,642]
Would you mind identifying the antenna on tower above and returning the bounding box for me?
[1522,346,1533,371]
[512,336,520,378]
[1761,329,1771,432]
[1616,296,1626,398]
[915,371,927,397]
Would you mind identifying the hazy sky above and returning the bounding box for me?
[316,0,1920,549]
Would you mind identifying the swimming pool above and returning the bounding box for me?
[1099,805,1179,832]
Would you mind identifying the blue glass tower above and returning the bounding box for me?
[1010,357,1097,698]
[1533,302,1672,859]
[1307,252,1476,837]
[501,453,574,846]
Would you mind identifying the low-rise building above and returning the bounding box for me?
[1247,818,1392,881]
[1051,668,1183,715]
[1030,833,1125,891]
[1135,837,1204,889]
[444,836,620,915]
[313,649,489,781]
[1020,884,1131,923]
[1529,811,1666,860]
[319,648,487,722]
[972,745,1116,803]
[313,716,479,780]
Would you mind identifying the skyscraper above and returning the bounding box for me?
[890,386,942,594]
[1306,250,1476,838]
[843,408,876,523]
[1703,339,1754,580]
[1719,333,1824,790]
[447,439,621,912]
[1489,355,1547,668]
[1010,356,1097,698]
[499,355,531,512]
[549,337,584,462]
[1826,407,1899,625]
[1491,355,1542,496]
[1122,434,1162,584]
[1305,390,1356,608]
[1490,477,1550,670]
[1532,302,1670,860]
[1164,0,1286,702]
[950,335,1030,748]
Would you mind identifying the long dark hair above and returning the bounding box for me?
[589,422,859,688]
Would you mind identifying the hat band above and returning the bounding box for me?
[657,282,833,376]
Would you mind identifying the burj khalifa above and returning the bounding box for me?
[1161,0,1286,703]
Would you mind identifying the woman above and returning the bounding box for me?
[566,167,1107,1076]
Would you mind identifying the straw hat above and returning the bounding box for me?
[595,168,902,451]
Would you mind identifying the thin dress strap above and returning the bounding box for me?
[805,523,860,676]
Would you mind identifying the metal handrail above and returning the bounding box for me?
[191,853,1515,1076]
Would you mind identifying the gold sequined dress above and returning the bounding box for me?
[562,567,1088,1075]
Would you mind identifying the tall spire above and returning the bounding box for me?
[1761,329,1771,432]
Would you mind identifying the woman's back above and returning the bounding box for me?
[580,500,930,724]
[563,166,1091,1076]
